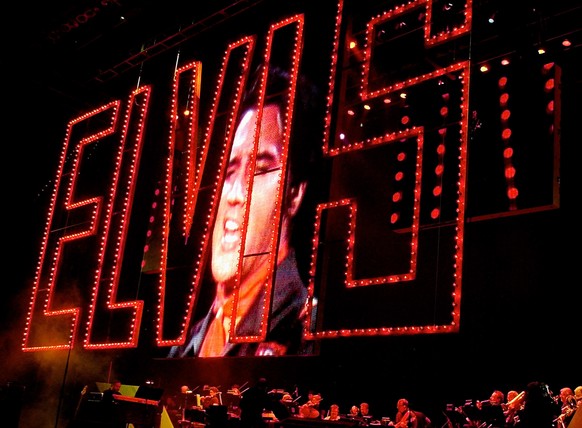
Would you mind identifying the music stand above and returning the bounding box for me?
[135,385,164,401]
[185,408,207,423]
[206,405,228,428]
[442,404,468,428]
[457,402,481,427]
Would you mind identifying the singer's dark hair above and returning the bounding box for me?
[239,64,323,188]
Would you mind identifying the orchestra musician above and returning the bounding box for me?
[359,402,373,426]
[360,402,371,418]
[227,383,245,419]
[504,390,525,427]
[102,380,123,404]
[298,393,322,419]
[346,403,372,426]
[394,399,410,428]
[229,384,243,397]
[101,380,125,428]
[476,390,505,428]
[555,387,577,428]
[505,390,520,409]
[203,386,222,409]
[349,405,360,419]
[325,404,341,421]
[513,381,560,428]
[166,385,199,427]
[277,393,299,418]
[393,398,431,428]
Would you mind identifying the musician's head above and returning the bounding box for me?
[360,402,370,415]
[507,390,519,402]
[396,398,409,412]
[311,394,322,405]
[489,390,504,405]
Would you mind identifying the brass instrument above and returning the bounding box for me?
[506,391,525,410]
[555,397,578,428]
[504,391,525,426]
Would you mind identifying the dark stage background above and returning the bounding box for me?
[3,1,580,428]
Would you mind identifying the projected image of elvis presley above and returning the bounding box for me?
[168,64,322,357]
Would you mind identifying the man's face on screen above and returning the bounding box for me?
[211,104,289,287]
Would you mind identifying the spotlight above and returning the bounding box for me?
[376,29,387,42]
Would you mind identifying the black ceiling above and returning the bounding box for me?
[10,0,581,102]
[9,1,267,105]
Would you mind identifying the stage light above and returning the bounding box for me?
[537,47,546,55]
[507,186,519,200]
[562,39,571,47]
[376,29,387,42]
[488,14,495,24]
[479,64,489,73]
[544,78,555,91]
[500,58,510,66]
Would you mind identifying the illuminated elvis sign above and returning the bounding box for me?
[22,0,558,353]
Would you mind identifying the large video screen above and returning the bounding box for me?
[22,0,559,357]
